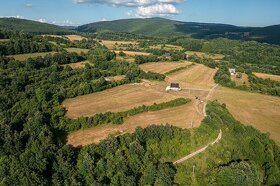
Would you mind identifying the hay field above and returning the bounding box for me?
[253,72,280,82]
[65,48,89,54]
[100,40,138,49]
[105,75,125,81]
[186,51,224,60]
[62,60,91,69]
[114,50,150,56]
[166,64,217,89]
[139,62,192,74]
[212,87,280,144]
[150,44,184,51]
[8,51,57,61]
[63,82,181,118]
[65,35,86,41]
[67,100,204,147]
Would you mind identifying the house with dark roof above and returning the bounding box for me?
[166,83,181,91]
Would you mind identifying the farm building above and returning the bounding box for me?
[166,83,181,91]
[229,68,236,76]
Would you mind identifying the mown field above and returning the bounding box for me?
[114,50,150,56]
[166,64,217,89]
[67,101,203,147]
[65,48,89,54]
[100,40,138,49]
[8,51,57,61]
[139,61,192,74]
[186,51,225,60]
[253,72,280,81]
[212,86,280,144]
[62,60,91,69]
[64,34,86,41]
[63,82,181,118]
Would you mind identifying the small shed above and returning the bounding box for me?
[166,83,181,91]
[229,68,236,76]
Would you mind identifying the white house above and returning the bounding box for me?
[166,83,181,91]
[229,68,236,76]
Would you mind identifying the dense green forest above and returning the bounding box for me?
[0,28,280,185]
[0,18,74,34]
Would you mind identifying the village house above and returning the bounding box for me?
[166,83,182,91]
[229,68,236,76]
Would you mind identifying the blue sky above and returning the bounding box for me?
[0,0,279,27]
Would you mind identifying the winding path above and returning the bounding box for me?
[174,129,222,164]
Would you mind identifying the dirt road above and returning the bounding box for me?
[174,129,222,164]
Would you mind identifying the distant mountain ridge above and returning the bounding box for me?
[0,17,279,44]
[0,18,74,34]
[77,17,280,44]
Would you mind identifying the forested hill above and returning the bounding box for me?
[0,18,74,34]
[77,17,280,44]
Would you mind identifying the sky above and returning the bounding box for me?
[0,0,280,27]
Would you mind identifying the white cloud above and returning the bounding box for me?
[136,3,179,17]
[38,18,47,23]
[101,17,107,21]
[25,3,33,8]
[74,0,183,7]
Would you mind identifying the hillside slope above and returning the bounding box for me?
[0,18,74,34]
[77,17,280,44]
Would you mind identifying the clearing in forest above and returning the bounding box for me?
[231,73,249,85]
[65,48,89,54]
[150,44,184,51]
[186,51,224,60]
[63,82,182,119]
[253,72,280,82]
[65,35,87,41]
[139,61,193,74]
[62,60,91,69]
[114,50,150,56]
[67,100,202,147]
[166,64,217,89]
[100,40,138,50]
[8,51,57,61]
[212,87,280,144]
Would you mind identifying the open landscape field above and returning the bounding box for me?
[100,40,138,49]
[62,60,91,69]
[150,44,184,51]
[166,64,217,89]
[8,51,57,61]
[253,72,280,81]
[139,61,192,74]
[65,34,87,41]
[114,50,150,56]
[65,47,89,54]
[63,82,182,118]
[186,51,225,60]
[105,75,125,81]
[212,87,280,144]
[67,101,203,147]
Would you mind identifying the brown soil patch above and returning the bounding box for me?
[105,75,125,81]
